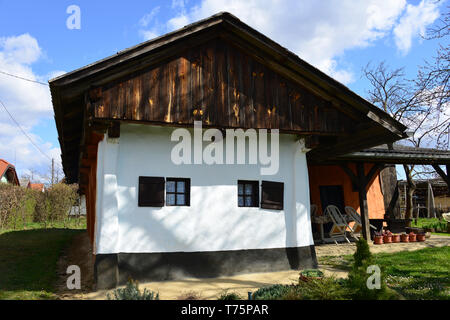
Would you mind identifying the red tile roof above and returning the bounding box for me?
[28,183,45,191]
[0,159,20,186]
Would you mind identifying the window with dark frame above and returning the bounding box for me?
[166,178,190,206]
[261,181,284,210]
[237,180,259,207]
[138,176,165,207]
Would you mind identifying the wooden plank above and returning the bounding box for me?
[357,162,371,240]
[202,45,215,125]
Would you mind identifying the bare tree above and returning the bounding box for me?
[363,61,448,222]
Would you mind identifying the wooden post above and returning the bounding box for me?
[357,163,371,240]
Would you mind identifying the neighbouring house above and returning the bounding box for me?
[0,159,20,186]
[398,178,450,217]
[27,182,45,192]
[50,12,414,289]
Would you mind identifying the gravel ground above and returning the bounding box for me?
[57,232,449,300]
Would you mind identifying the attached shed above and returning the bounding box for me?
[49,12,408,289]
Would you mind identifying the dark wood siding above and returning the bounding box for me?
[90,39,353,134]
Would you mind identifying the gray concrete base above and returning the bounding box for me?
[94,245,317,290]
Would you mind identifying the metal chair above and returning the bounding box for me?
[344,206,377,239]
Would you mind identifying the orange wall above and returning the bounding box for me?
[308,164,385,219]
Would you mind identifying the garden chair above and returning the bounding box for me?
[344,206,377,238]
[324,205,354,244]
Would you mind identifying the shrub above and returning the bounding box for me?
[217,290,242,300]
[353,237,372,268]
[347,238,390,300]
[177,291,203,300]
[252,284,292,300]
[0,184,24,229]
[288,277,348,300]
[47,183,78,227]
[107,279,159,300]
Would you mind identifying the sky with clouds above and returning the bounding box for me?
[0,0,447,181]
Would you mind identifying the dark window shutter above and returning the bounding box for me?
[185,179,191,206]
[139,177,165,207]
[261,181,284,210]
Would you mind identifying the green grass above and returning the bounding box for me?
[319,246,450,300]
[411,218,448,233]
[0,216,86,235]
[0,227,85,300]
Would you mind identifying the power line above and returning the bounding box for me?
[0,98,52,162]
[0,70,49,86]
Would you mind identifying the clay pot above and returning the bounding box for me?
[409,233,417,242]
[383,235,392,244]
[392,234,401,243]
[400,234,409,242]
[417,234,426,242]
[373,236,384,245]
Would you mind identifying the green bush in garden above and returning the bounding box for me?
[107,279,159,300]
[252,284,293,300]
[217,290,242,300]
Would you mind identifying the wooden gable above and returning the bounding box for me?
[88,39,353,135]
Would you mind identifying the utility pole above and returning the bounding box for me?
[51,158,54,186]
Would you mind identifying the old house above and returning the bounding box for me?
[50,13,409,289]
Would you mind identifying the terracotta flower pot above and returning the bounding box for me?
[400,234,409,242]
[373,236,384,245]
[417,234,426,242]
[392,235,401,243]
[383,235,392,244]
[409,233,417,242]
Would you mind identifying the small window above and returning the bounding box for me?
[238,180,259,207]
[261,181,284,210]
[139,177,165,207]
[166,178,190,206]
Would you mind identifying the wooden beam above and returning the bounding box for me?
[365,163,385,185]
[432,164,450,189]
[356,162,371,240]
[339,164,358,191]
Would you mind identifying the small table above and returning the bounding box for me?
[311,215,332,243]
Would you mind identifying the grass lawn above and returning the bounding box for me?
[411,218,448,233]
[319,246,450,300]
[0,216,86,235]
[0,220,85,300]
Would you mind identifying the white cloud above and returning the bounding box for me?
[139,0,411,84]
[138,0,442,84]
[393,0,440,55]
[0,34,62,178]
[139,6,161,28]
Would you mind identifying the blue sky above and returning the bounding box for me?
[0,0,447,181]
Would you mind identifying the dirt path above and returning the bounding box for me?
[315,235,449,257]
[56,233,448,300]
[56,231,94,299]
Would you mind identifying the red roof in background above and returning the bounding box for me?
[0,159,9,177]
[28,183,45,191]
[0,159,20,186]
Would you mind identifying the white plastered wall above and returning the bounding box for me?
[95,123,314,254]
